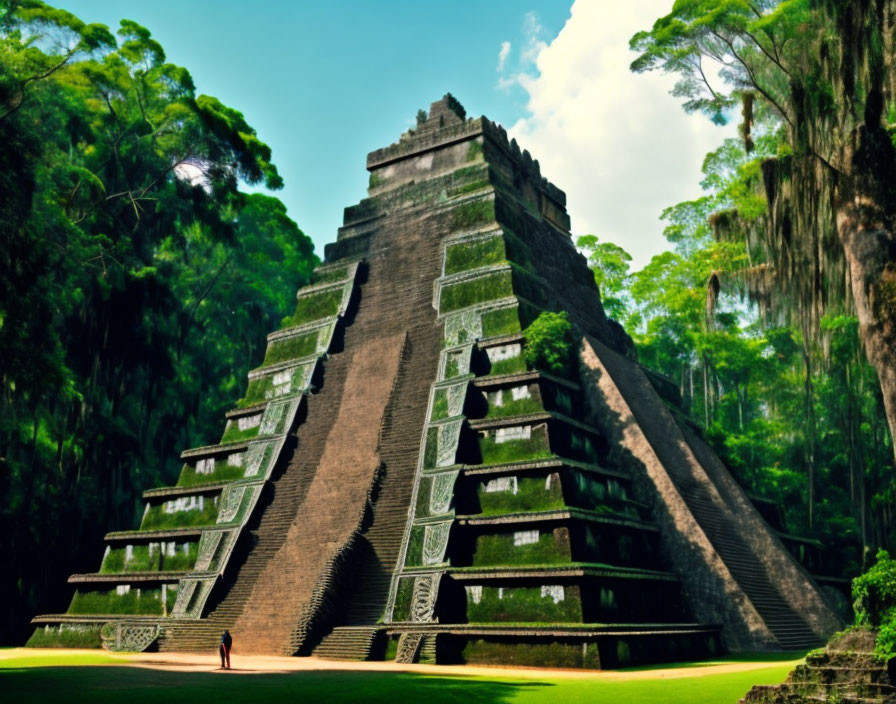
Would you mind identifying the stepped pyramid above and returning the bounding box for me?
[30,95,842,668]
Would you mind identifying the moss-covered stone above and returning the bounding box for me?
[220,422,261,444]
[262,331,319,366]
[466,584,582,623]
[431,389,450,421]
[68,587,166,616]
[101,542,199,573]
[26,624,104,649]
[472,527,570,567]
[477,424,552,465]
[140,497,219,530]
[392,577,415,622]
[286,287,344,327]
[476,473,565,516]
[176,461,244,487]
[311,265,351,285]
[451,199,495,231]
[483,387,543,418]
[444,236,506,276]
[440,270,513,313]
[480,307,521,338]
[405,525,426,566]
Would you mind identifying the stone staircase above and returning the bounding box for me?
[161,197,445,657]
[741,629,896,703]
[313,626,381,660]
[676,478,822,650]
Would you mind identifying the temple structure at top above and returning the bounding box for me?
[30,95,842,668]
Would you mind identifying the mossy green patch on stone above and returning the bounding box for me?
[262,331,319,366]
[472,529,569,567]
[467,140,483,162]
[25,625,104,649]
[140,499,219,530]
[311,265,351,285]
[466,584,582,623]
[100,542,199,573]
[477,425,552,465]
[444,355,461,379]
[488,355,528,376]
[460,638,597,668]
[444,236,506,276]
[484,389,543,419]
[220,422,261,444]
[68,587,166,616]
[439,270,513,313]
[405,525,426,566]
[477,474,564,516]
[451,199,495,231]
[423,426,439,469]
[392,577,415,622]
[368,172,384,189]
[431,389,450,422]
[176,461,244,487]
[287,287,344,327]
[480,307,521,338]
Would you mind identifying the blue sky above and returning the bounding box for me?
[61,1,734,269]
[61,1,572,255]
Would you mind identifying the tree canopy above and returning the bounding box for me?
[0,1,316,644]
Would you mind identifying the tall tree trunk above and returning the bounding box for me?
[836,125,896,466]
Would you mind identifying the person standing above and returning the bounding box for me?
[220,630,232,669]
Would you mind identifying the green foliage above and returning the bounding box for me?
[176,461,244,487]
[472,530,568,566]
[852,550,896,656]
[444,236,506,275]
[391,578,414,622]
[68,587,166,615]
[466,584,582,622]
[0,2,317,645]
[439,271,513,313]
[25,625,103,649]
[287,287,344,327]
[576,235,632,320]
[476,474,564,516]
[467,140,484,162]
[262,331,319,366]
[523,312,575,375]
[311,265,351,285]
[481,307,522,339]
[430,389,450,422]
[451,199,495,231]
[404,526,425,566]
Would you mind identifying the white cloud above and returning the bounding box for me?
[497,41,511,72]
[504,0,737,270]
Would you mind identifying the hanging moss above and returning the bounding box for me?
[444,236,506,275]
[68,587,166,616]
[477,474,565,516]
[262,331,319,366]
[140,498,219,530]
[286,287,344,327]
[440,271,513,313]
[466,584,582,622]
[176,461,245,487]
[26,625,104,649]
[480,307,522,338]
[451,199,495,231]
[472,529,569,566]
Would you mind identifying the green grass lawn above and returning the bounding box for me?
[0,650,797,704]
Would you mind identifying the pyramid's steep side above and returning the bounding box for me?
[580,336,842,650]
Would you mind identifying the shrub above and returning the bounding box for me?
[523,311,576,375]
[852,549,896,656]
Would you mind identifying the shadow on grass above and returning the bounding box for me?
[0,666,548,704]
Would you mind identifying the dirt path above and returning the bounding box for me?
[2,648,804,681]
